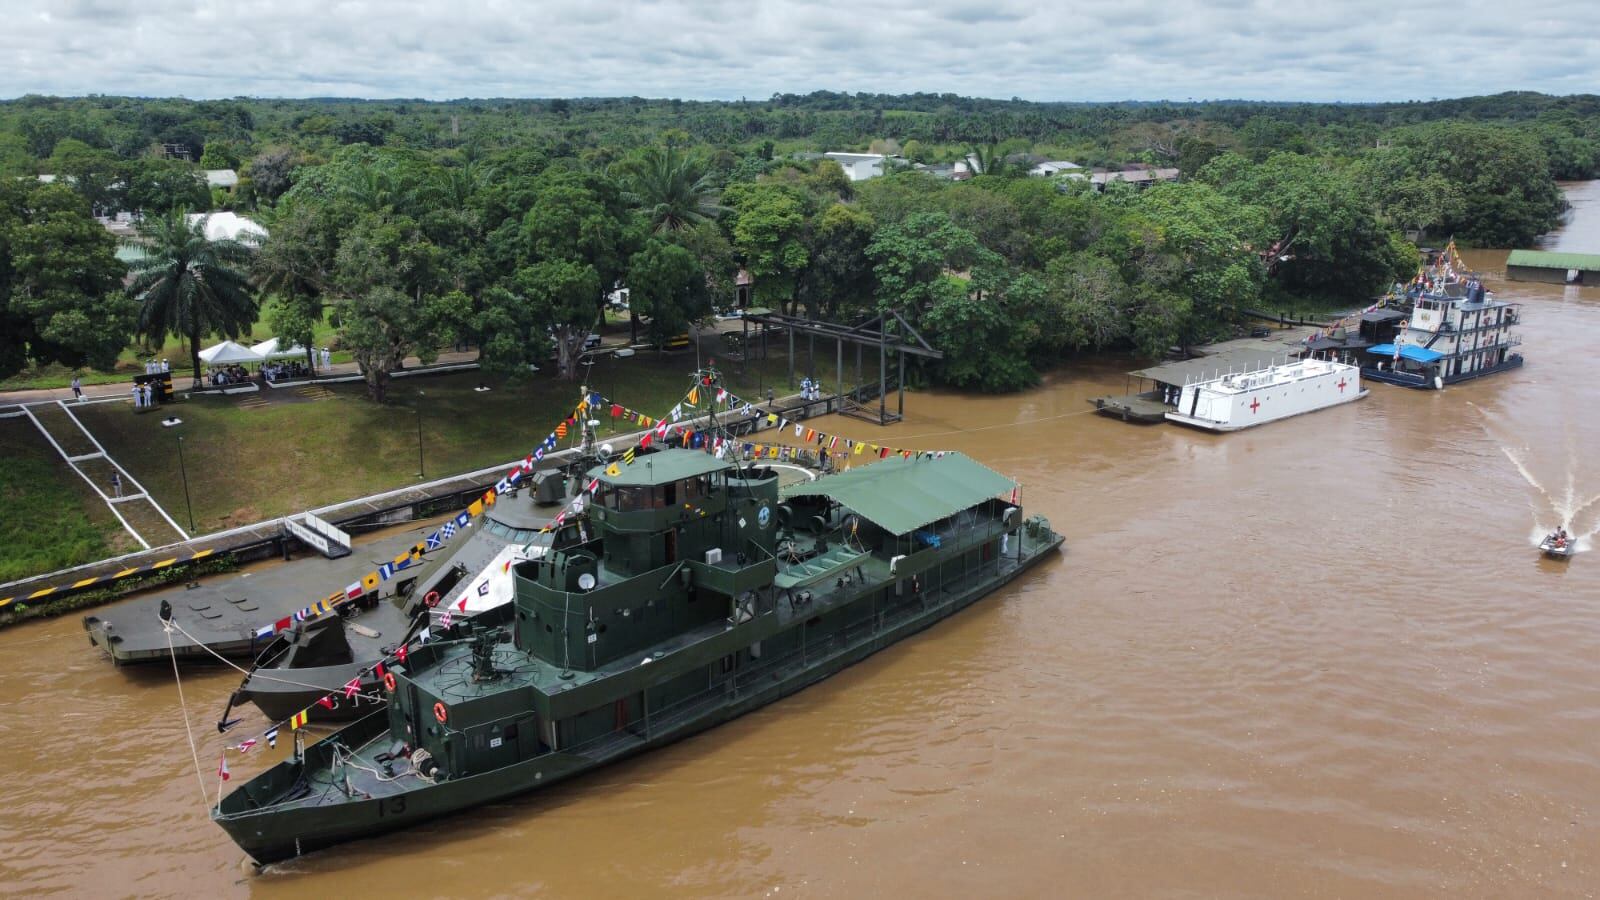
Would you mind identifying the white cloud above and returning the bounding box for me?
[1,0,1594,101]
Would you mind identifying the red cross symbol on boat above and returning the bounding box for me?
[1249,398,1261,413]
[1337,378,1348,393]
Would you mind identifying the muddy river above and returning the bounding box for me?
[1,185,1597,897]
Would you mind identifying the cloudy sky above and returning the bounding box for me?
[3,0,1595,102]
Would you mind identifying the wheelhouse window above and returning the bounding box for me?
[609,486,649,512]
[483,517,541,543]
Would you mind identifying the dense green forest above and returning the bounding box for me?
[1,91,1591,392]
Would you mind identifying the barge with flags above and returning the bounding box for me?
[228,481,586,724]
[81,527,431,666]
[212,432,1061,863]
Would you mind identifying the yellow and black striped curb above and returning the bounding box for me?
[0,548,216,610]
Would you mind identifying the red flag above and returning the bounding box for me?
[879,447,890,459]
[343,677,361,699]
[374,662,387,680]
[610,403,623,417]
[218,753,230,782]
[274,616,292,632]
[396,644,409,664]
[316,695,335,710]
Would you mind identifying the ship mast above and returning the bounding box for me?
[695,360,753,477]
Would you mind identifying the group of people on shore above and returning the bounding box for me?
[210,364,253,387]
[798,377,825,401]
[59,347,339,407]
[131,381,158,409]
[263,360,313,383]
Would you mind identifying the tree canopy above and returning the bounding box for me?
[0,181,132,379]
[1,90,1593,393]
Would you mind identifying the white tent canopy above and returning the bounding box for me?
[198,340,264,365]
[249,337,310,360]
[185,211,268,245]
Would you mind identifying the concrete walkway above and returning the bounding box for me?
[20,400,189,550]
[0,350,485,409]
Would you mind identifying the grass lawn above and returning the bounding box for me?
[0,333,865,581]
[0,419,139,582]
[70,344,806,535]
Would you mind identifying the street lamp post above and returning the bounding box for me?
[415,390,426,479]
[176,433,195,532]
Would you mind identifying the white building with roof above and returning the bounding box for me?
[823,152,903,182]
[1029,160,1085,177]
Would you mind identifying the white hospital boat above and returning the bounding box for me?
[1166,358,1366,432]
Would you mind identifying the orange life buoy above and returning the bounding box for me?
[424,591,440,608]
[433,701,448,724]
[383,671,397,692]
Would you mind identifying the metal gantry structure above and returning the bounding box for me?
[737,309,942,425]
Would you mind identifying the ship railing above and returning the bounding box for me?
[562,538,1033,765]
[568,521,1030,761]
[1452,318,1516,336]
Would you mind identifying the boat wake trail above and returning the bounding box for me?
[1477,403,1597,553]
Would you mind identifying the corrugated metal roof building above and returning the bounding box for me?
[1505,249,1600,284]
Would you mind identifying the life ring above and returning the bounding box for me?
[383,671,397,692]
[433,701,448,724]
[424,590,440,608]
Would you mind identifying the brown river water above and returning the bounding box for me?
[3,185,1599,898]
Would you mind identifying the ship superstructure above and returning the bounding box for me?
[213,432,1061,862]
[1166,357,1365,431]
[1363,280,1523,389]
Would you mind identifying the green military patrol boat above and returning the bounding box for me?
[213,396,1062,863]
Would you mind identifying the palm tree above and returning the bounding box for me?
[128,210,260,388]
[966,143,1010,178]
[615,144,725,233]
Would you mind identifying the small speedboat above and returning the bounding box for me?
[1539,532,1575,560]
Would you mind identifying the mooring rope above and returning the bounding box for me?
[163,617,385,702]
[888,406,1099,441]
[163,619,213,809]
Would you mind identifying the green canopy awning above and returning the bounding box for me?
[782,452,1015,536]
[774,546,872,590]
[1505,249,1600,271]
